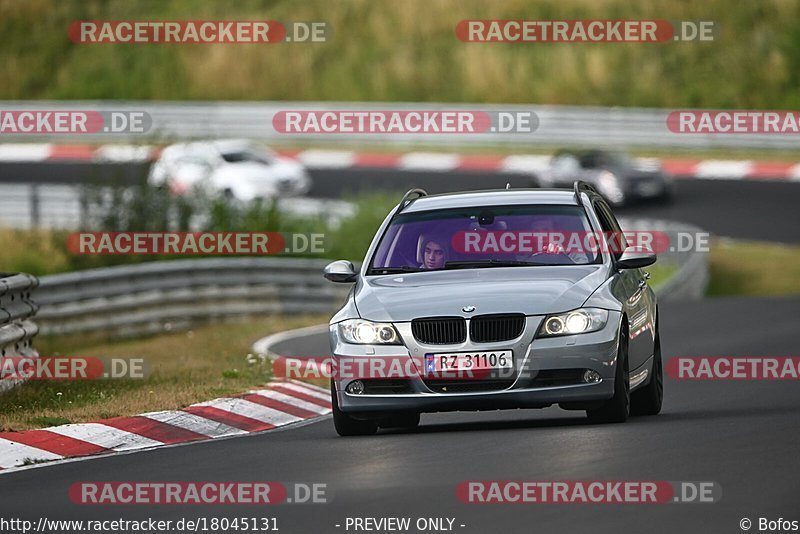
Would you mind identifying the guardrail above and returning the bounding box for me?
[35,258,350,337]
[619,218,709,302]
[654,236,710,301]
[0,273,40,393]
[0,100,793,149]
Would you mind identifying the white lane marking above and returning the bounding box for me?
[398,152,460,171]
[268,381,331,401]
[0,438,63,468]
[94,144,154,162]
[500,155,552,174]
[195,398,302,426]
[296,150,355,168]
[0,144,53,161]
[288,378,330,394]
[141,410,247,438]
[45,423,162,451]
[694,160,753,179]
[249,389,331,415]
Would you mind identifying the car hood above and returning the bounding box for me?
[354,265,607,322]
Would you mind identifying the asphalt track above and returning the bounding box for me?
[4,162,800,242]
[0,171,798,533]
[303,168,800,244]
[0,296,797,533]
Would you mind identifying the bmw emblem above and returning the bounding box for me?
[462,305,476,313]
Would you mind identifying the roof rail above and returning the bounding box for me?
[398,188,428,212]
[573,181,598,203]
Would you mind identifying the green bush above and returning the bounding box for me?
[0,189,400,276]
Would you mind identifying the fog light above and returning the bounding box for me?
[583,370,602,384]
[346,380,365,394]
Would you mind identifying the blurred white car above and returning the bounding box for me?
[148,140,311,201]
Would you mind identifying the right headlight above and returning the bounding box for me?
[337,319,402,345]
[538,308,609,337]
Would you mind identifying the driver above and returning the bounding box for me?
[527,216,591,264]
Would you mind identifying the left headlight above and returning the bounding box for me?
[338,319,402,345]
[538,308,609,337]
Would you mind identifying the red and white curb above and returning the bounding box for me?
[286,150,800,180]
[0,379,330,472]
[0,143,156,162]
[1,143,800,181]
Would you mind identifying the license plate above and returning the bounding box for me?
[424,351,513,373]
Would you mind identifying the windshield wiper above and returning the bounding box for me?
[368,266,424,274]
[444,260,541,269]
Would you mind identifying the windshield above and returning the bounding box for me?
[367,204,601,274]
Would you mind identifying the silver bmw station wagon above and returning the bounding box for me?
[324,182,663,436]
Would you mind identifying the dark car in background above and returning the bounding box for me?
[533,149,674,206]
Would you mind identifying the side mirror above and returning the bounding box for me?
[617,247,657,269]
[323,260,358,283]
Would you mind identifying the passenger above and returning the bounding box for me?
[420,238,447,269]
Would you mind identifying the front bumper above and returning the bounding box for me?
[329,313,622,416]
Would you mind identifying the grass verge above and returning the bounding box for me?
[0,314,327,432]
[708,239,800,297]
[2,0,799,110]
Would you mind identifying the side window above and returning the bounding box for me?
[593,200,627,258]
[592,200,612,232]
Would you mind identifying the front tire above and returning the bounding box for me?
[631,324,664,416]
[331,381,378,436]
[587,324,630,424]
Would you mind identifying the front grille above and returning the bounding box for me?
[411,317,466,345]
[469,314,526,343]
